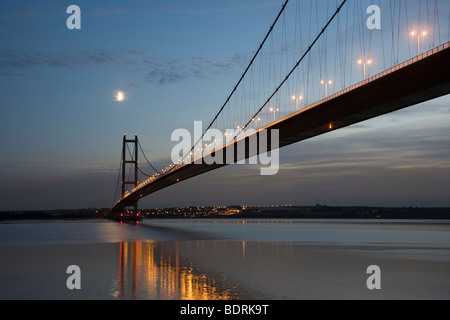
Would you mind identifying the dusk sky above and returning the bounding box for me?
[1,0,449,211]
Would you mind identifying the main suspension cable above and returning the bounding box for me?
[179,0,290,164]
[238,0,348,139]
[138,140,161,174]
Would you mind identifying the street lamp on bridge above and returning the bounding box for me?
[252,117,261,129]
[321,80,333,98]
[291,95,303,111]
[269,107,279,122]
[358,59,373,80]
[411,31,427,56]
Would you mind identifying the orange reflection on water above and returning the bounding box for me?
[113,241,242,300]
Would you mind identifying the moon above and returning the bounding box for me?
[116,91,125,102]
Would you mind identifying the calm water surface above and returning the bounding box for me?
[1,219,449,300]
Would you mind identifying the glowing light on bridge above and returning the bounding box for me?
[411,31,428,56]
[358,59,373,80]
[253,117,261,129]
[291,95,303,111]
[269,107,279,122]
[321,80,333,98]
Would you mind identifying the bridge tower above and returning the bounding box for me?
[122,134,138,202]
[111,134,142,221]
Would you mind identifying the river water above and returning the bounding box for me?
[0,219,449,300]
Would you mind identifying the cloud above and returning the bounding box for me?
[145,59,193,85]
[144,53,249,85]
[125,81,141,88]
[0,48,159,76]
[261,108,450,194]
[0,48,249,86]
[0,49,120,75]
[85,51,116,64]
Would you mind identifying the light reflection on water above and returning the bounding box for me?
[110,241,253,300]
[109,234,450,300]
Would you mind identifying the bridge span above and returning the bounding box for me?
[111,42,450,217]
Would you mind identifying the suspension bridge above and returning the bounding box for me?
[109,0,450,221]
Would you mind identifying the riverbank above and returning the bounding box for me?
[2,205,450,220]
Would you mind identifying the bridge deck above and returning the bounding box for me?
[112,42,450,213]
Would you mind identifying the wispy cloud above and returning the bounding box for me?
[0,48,249,85]
[144,53,249,85]
[277,116,450,177]
[0,49,119,75]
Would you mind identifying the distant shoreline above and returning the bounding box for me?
[1,205,450,221]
